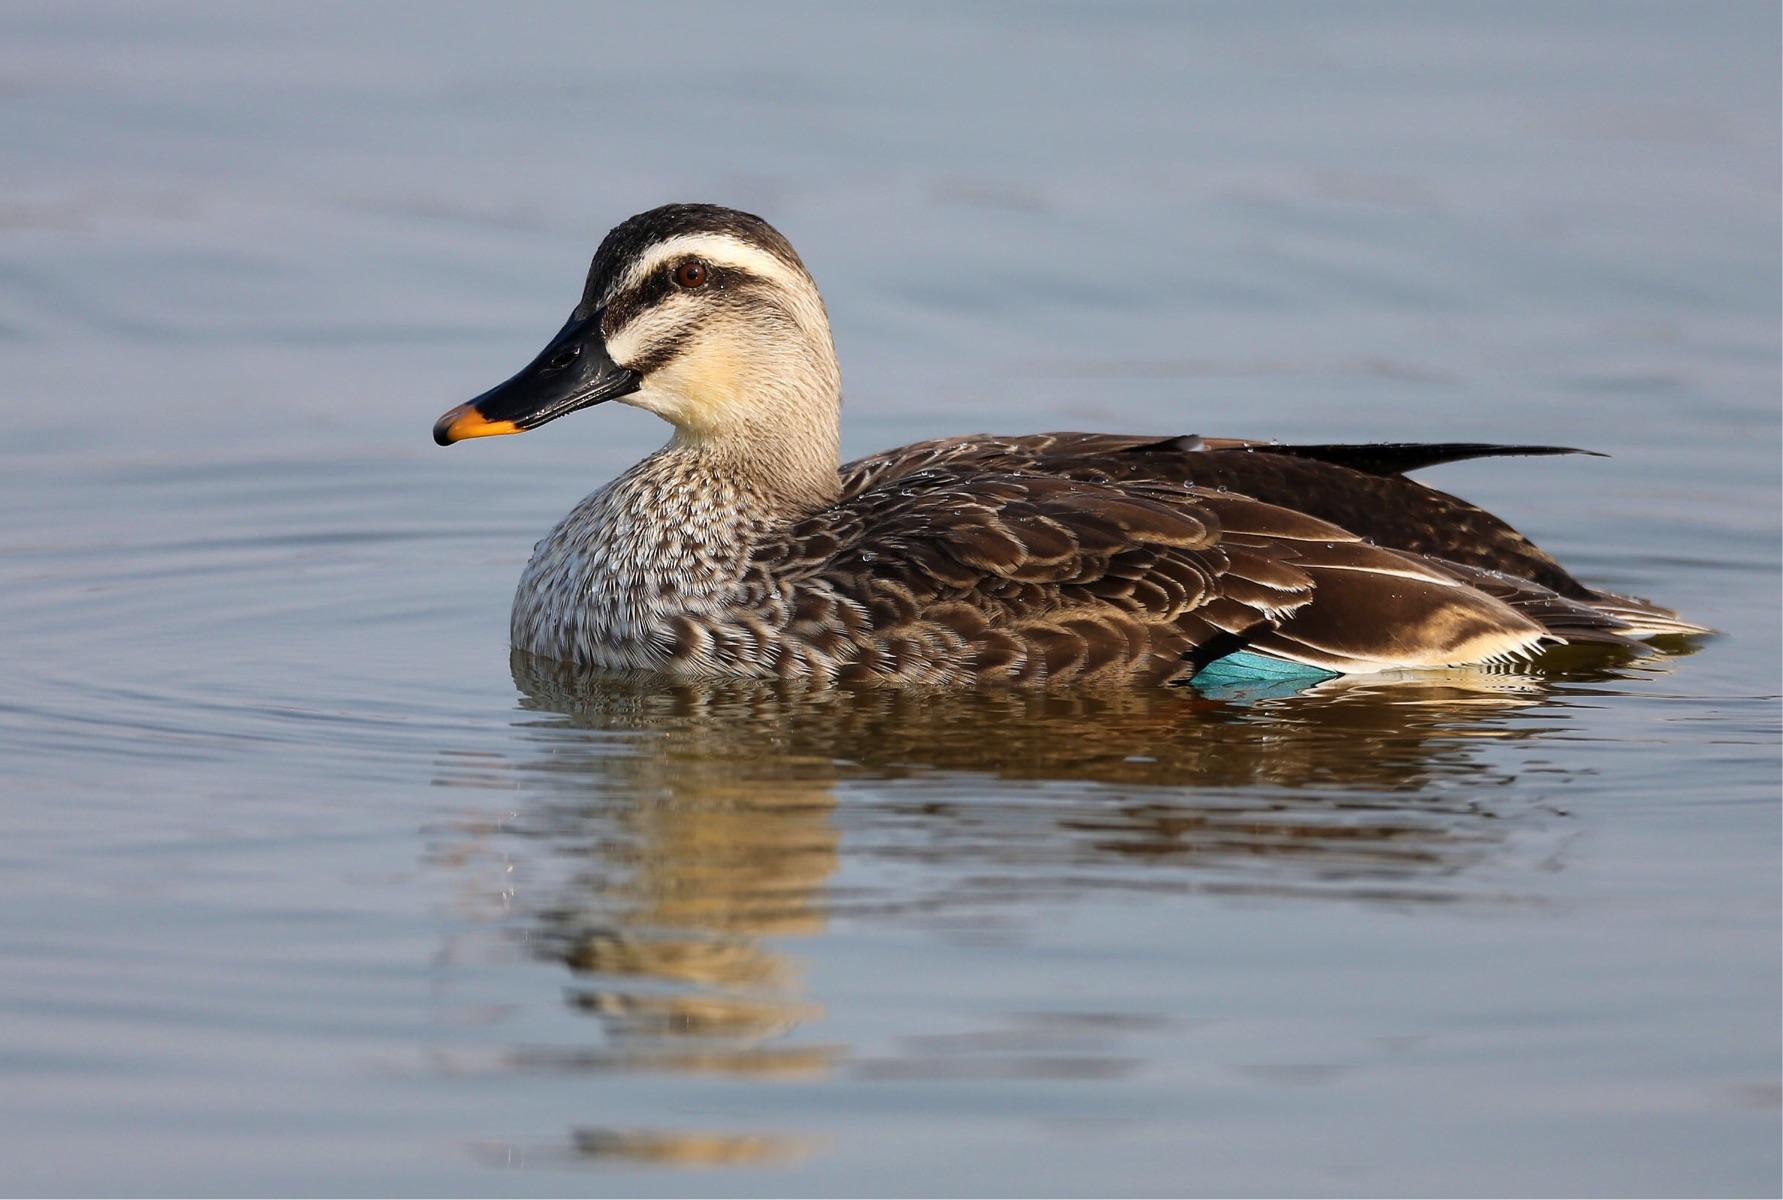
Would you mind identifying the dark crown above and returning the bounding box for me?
[583,204,806,304]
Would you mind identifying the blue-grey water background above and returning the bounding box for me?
[1,2,1778,1196]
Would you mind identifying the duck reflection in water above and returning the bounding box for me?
[457,643,1684,1167]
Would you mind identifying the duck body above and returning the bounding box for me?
[508,430,1695,687]
[439,204,1701,688]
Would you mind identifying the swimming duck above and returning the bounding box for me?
[433,203,1700,687]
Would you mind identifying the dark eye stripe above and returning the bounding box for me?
[625,326,697,376]
[602,262,757,339]
[602,270,678,336]
[596,256,797,378]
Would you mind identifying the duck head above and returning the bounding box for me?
[434,204,841,454]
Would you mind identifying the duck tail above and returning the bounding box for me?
[1428,559,1709,644]
[1580,590,1713,638]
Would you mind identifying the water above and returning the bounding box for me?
[1,2,1777,1195]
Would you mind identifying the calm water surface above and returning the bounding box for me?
[1,3,1778,1195]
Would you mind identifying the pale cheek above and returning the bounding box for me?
[602,319,652,369]
[629,347,750,436]
[604,297,696,369]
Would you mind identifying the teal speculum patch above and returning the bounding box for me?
[1190,650,1342,695]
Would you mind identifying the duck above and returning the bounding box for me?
[433,203,1702,688]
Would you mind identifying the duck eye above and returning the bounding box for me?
[673,260,709,289]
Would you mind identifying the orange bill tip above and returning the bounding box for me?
[434,403,522,446]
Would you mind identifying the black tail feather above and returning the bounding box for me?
[1243,442,1604,477]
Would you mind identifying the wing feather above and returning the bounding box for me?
[762,465,1585,684]
[839,431,1700,639]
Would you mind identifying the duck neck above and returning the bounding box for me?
[659,331,845,514]
[667,409,842,516]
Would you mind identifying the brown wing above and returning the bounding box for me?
[843,432,1600,599]
[759,466,1553,686]
[839,432,1172,499]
